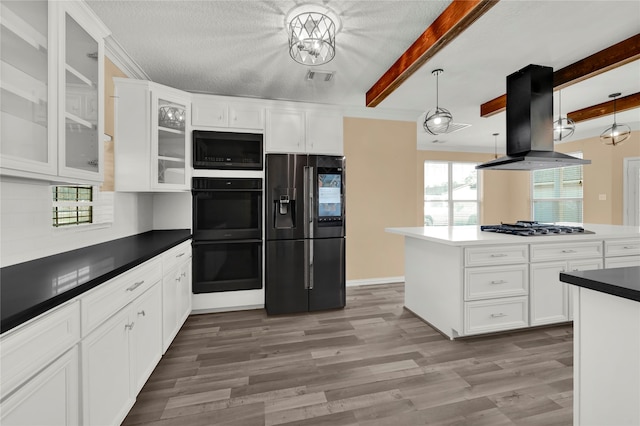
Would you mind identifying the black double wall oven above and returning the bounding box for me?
[191,131,263,293]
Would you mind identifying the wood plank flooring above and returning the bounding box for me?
[122,283,573,426]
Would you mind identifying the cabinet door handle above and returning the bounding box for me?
[175,276,181,283]
[176,252,185,258]
[572,269,579,272]
[490,313,507,318]
[138,310,146,317]
[561,249,576,253]
[181,272,187,278]
[125,322,135,331]
[490,253,507,257]
[126,281,144,292]
[490,280,507,284]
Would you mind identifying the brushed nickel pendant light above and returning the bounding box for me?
[553,90,575,142]
[600,93,631,146]
[423,69,453,135]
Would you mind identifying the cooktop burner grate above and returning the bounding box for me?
[481,221,593,236]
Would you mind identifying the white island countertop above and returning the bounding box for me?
[386,223,640,246]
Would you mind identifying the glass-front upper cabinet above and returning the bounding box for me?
[0,1,56,175]
[58,3,107,182]
[152,93,190,190]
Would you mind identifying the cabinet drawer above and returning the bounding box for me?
[464,297,528,335]
[162,240,192,272]
[1,301,80,398]
[605,255,640,268]
[530,241,602,262]
[81,259,162,336]
[464,245,528,267]
[605,239,640,257]
[464,264,528,301]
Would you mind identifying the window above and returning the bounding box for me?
[52,185,114,228]
[532,152,583,223]
[424,161,479,226]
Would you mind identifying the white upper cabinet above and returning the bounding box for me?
[192,95,264,130]
[266,107,343,155]
[114,78,191,191]
[0,1,108,183]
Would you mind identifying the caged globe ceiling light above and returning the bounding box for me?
[286,5,340,66]
[600,93,631,146]
[553,90,575,142]
[423,69,453,135]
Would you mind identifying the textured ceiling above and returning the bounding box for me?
[87,0,640,152]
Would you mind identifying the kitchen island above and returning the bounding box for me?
[560,267,639,426]
[386,224,640,339]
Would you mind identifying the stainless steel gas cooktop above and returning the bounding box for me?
[481,221,594,236]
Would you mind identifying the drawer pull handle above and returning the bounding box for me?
[490,254,507,257]
[573,269,579,272]
[138,310,146,317]
[561,250,576,253]
[623,246,635,249]
[176,252,185,258]
[490,280,507,284]
[126,281,144,292]
[125,322,135,331]
[490,313,507,318]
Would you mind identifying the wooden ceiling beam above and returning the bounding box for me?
[567,92,640,123]
[365,0,498,108]
[480,33,640,117]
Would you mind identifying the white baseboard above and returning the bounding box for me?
[191,304,263,315]
[346,276,405,287]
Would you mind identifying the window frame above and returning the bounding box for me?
[52,185,94,227]
[423,161,481,227]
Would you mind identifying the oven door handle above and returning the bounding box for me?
[192,239,263,245]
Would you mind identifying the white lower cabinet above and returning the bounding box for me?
[1,346,79,426]
[161,241,192,353]
[82,282,162,426]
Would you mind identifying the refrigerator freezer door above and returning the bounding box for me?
[265,240,308,314]
[266,154,307,241]
[309,237,346,311]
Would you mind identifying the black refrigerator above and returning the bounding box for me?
[265,153,346,314]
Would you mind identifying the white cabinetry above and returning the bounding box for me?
[192,96,264,130]
[463,245,529,335]
[604,238,640,268]
[530,241,603,326]
[0,301,80,426]
[81,260,163,426]
[114,78,191,191]
[0,1,109,183]
[266,108,343,155]
[161,240,192,353]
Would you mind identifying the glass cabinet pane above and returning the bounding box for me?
[64,12,99,173]
[156,99,186,185]
[0,1,49,164]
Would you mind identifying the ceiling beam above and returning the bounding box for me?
[567,92,640,123]
[365,0,498,108]
[480,33,640,117]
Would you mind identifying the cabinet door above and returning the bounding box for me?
[58,4,104,182]
[1,347,79,426]
[0,1,57,176]
[567,258,603,320]
[162,264,180,353]
[530,261,569,326]
[229,104,264,130]
[130,284,162,395]
[152,92,189,190]
[82,307,133,426]
[192,100,227,127]
[306,110,343,155]
[266,109,305,153]
[178,258,192,325]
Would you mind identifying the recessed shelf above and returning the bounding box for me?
[158,125,185,135]
[0,4,47,51]
[65,64,94,87]
[1,60,47,104]
[65,112,94,129]
[157,155,185,163]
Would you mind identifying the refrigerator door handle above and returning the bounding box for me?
[309,241,314,290]
[303,239,310,289]
[303,165,314,238]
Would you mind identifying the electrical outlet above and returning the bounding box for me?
[599,194,607,201]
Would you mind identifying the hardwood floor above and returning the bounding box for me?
[122,283,573,426]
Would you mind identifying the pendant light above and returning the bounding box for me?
[600,93,631,146]
[492,133,499,159]
[553,90,575,142]
[423,69,453,135]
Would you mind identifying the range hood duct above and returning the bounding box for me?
[476,64,591,171]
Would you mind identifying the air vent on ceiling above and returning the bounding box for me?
[305,69,335,82]
[442,122,471,134]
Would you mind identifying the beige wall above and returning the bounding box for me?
[344,117,639,281]
[101,57,127,192]
[344,118,417,281]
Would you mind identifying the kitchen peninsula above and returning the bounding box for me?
[386,224,640,339]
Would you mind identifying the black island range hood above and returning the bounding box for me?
[476,64,591,171]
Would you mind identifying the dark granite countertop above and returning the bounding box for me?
[560,266,640,302]
[1,229,191,334]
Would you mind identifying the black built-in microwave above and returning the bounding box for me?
[193,130,263,170]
